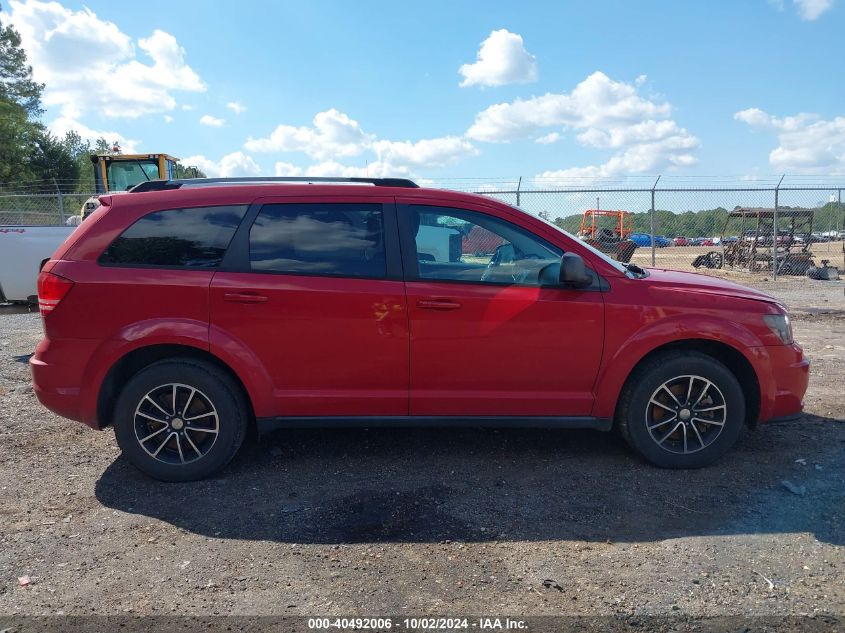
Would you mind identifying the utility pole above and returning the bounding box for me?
[650,175,661,266]
[773,175,784,281]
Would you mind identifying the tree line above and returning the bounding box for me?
[550,204,844,238]
[0,5,204,193]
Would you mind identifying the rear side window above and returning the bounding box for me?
[249,203,386,278]
[100,205,247,268]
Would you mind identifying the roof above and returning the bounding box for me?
[729,206,814,218]
[93,154,180,161]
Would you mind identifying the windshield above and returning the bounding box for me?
[107,160,159,191]
[506,203,629,274]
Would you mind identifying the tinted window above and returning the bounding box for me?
[250,203,386,278]
[410,205,561,285]
[100,205,247,268]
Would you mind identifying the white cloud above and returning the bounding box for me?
[200,114,225,127]
[246,108,477,177]
[163,115,173,124]
[465,71,697,179]
[181,152,261,177]
[181,104,196,111]
[274,162,304,177]
[226,101,246,114]
[5,0,205,119]
[735,107,845,171]
[467,71,672,142]
[245,109,371,159]
[793,0,833,20]
[48,115,139,153]
[535,132,561,144]
[301,161,415,178]
[371,137,478,168]
[537,135,698,181]
[459,29,538,88]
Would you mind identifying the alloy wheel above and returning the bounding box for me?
[645,375,727,454]
[133,383,220,465]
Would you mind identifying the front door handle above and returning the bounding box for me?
[417,299,462,311]
[223,292,268,304]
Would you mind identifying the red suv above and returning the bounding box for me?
[31,177,809,481]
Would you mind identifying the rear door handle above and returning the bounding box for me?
[223,292,268,304]
[417,299,462,310]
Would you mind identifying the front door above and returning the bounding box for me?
[398,201,605,417]
[210,197,409,417]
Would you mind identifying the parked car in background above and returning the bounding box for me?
[630,232,672,247]
[702,238,717,246]
[689,237,706,246]
[722,236,738,244]
[31,177,809,481]
[673,236,690,247]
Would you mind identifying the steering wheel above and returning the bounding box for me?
[481,248,541,283]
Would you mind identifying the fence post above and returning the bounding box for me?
[650,175,660,266]
[516,176,522,208]
[773,175,784,281]
[52,178,64,224]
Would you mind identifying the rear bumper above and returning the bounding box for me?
[30,337,100,429]
[757,343,810,423]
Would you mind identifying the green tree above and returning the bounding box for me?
[28,130,81,190]
[0,4,43,117]
[0,97,38,184]
[174,163,207,179]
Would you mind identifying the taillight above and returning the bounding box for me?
[37,271,74,316]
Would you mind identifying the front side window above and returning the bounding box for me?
[409,205,561,285]
[249,203,386,278]
[100,205,247,268]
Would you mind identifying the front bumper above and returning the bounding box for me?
[758,342,810,423]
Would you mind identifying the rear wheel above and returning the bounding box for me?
[113,359,247,481]
[617,352,746,468]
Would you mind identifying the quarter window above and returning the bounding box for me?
[409,205,561,285]
[99,205,247,268]
[249,203,386,278]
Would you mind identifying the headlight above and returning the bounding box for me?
[763,313,793,345]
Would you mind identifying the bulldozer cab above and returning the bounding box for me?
[91,154,178,194]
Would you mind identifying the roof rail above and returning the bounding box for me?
[130,176,420,193]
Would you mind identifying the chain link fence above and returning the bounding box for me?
[431,176,845,280]
[2,176,843,279]
[0,191,95,225]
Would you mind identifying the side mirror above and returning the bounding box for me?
[559,252,592,288]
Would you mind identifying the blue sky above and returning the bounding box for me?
[4,0,844,183]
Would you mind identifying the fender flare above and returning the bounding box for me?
[591,315,768,420]
[78,319,274,425]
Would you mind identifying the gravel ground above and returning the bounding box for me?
[0,276,843,622]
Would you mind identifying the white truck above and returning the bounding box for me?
[0,152,181,304]
[0,225,78,303]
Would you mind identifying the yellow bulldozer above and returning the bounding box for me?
[79,152,180,220]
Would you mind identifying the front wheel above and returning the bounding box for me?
[617,352,746,468]
[113,359,248,481]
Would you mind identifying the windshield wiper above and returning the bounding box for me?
[624,262,647,277]
[135,160,152,182]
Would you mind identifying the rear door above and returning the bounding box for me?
[398,199,605,417]
[209,195,409,417]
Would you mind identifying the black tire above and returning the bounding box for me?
[617,351,745,468]
[113,358,248,482]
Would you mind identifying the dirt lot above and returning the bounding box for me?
[0,275,843,624]
[628,241,845,275]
